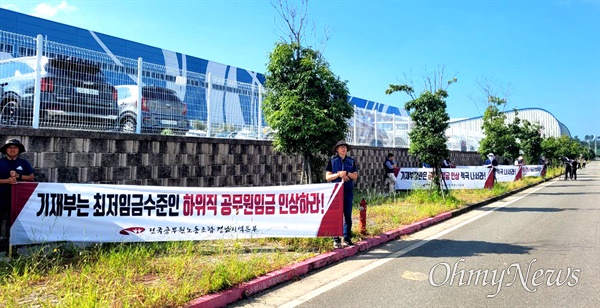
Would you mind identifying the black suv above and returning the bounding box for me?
[116,85,188,135]
[0,56,119,130]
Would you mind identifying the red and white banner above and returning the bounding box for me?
[457,164,543,179]
[495,166,522,182]
[395,168,494,190]
[523,165,546,177]
[10,183,344,245]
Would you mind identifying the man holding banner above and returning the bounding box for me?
[484,153,499,183]
[0,139,35,251]
[0,139,35,216]
[326,140,358,249]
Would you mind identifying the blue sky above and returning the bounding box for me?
[2,0,599,139]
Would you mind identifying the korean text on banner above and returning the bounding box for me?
[10,182,344,245]
[523,165,545,177]
[395,167,493,190]
[495,165,521,182]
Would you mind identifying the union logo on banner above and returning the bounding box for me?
[119,227,146,235]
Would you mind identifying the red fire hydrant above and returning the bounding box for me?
[359,198,367,235]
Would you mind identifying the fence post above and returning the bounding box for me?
[206,73,212,137]
[136,57,143,134]
[392,114,396,148]
[32,34,43,129]
[258,83,263,139]
[353,105,357,145]
[374,109,378,146]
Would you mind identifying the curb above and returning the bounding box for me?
[186,176,555,307]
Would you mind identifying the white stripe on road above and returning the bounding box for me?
[279,180,556,308]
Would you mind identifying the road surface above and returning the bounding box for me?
[231,162,600,307]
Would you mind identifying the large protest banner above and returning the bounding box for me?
[10,182,344,246]
[523,165,546,177]
[395,168,494,190]
[495,165,522,182]
[457,164,543,180]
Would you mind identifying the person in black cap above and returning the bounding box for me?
[325,140,358,248]
[562,157,572,180]
[384,153,397,193]
[0,138,35,219]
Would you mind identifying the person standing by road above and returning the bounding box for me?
[484,153,499,183]
[570,158,579,180]
[562,157,572,180]
[442,157,454,168]
[514,156,525,166]
[326,140,358,249]
[0,138,35,251]
[384,153,397,194]
[0,139,35,215]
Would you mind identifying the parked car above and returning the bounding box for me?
[185,129,207,137]
[235,130,258,140]
[369,139,384,147]
[0,56,119,130]
[214,131,236,138]
[115,85,188,135]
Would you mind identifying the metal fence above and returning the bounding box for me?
[348,106,412,147]
[0,32,265,138]
[0,30,418,147]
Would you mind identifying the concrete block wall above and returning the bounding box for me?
[0,127,484,192]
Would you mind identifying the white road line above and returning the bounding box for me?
[279,180,556,308]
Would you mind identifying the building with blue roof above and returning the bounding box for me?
[0,8,569,150]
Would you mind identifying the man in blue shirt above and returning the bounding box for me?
[0,139,35,219]
[326,140,358,249]
[0,138,35,251]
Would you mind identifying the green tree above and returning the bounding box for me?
[478,96,519,162]
[584,135,594,152]
[541,136,563,165]
[262,0,352,184]
[386,71,455,194]
[542,135,587,166]
[262,44,351,183]
[505,109,523,162]
[518,120,544,164]
[586,148,595,160]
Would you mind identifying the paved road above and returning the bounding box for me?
[231,162,600,307]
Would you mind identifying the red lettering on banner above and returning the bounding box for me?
[182,194,217,216]
[254,194,276,215]
[278,193,324,215]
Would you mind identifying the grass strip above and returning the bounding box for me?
[0,167,561,307]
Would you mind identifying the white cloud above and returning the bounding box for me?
[1,3,21,12]
[32,1,76,19]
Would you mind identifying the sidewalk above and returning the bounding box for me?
[186,176,552,307]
